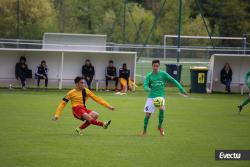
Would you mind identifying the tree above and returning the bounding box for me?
[1,0,249,45]
[19,0,57,39]
[0,0,57,39]
[0,0,19,38]
[101,2,154,44]
[191,0,250,43]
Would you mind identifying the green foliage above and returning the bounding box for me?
[0,0,17,38]
[0,0,250,44]
[191,0,250,41]
[110,3,154,44]
[19,0,57,39]
[0,0,57,39]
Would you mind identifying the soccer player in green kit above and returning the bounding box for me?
[238,69,250,113]
[143,59,188,136]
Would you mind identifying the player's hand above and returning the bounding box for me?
[108,106,115,111]
[52,116,58,121]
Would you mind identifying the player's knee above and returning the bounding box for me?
[82,114,92,122]
[90,112,99,119]
[146,113,151,117]
[87,117,93,123]
[93,113,99,119]
[159,106,165,111]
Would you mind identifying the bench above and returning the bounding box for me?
[95,79,120,91]
[212,81,247,95]
[95,79,105,91]
[239,83,246,95]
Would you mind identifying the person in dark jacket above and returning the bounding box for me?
[36,60,48,88]
[220,63,233,93]
[15,56,28,89]
[119,63,130,93]
[82,59,95,89]
[105,60,118,91]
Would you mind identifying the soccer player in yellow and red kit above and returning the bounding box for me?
[52,76,115,135]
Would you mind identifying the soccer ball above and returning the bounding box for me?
[153,97,164,108]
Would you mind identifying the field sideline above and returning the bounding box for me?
[0,88,249,167]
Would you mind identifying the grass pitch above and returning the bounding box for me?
[0,88,249,167]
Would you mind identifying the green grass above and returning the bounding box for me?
[0,88,250,167]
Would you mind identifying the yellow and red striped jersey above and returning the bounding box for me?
[54,88,111,118]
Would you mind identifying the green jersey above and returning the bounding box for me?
[244,69,250,89]
[144,70,186,98]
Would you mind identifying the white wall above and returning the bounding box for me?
[63,51,135,80]
[43,33,107,51]
[0,49,136,89]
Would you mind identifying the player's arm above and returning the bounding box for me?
[52,96,70,121]
[81,65,85,76]
[143,74,151,92]
[114,67,118,77]
[92,66,95,76]
[165,72,187,94]
[244,70,250,86]
[124,69,130,80]
[87,90,115,110]
[127,70,130,79]
[36,66,42,77]
[119,68,122,78]
[105,67,110,77]
[15,63,19,79]
[45,67,48,75]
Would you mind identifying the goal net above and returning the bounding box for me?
[163,35,247,59]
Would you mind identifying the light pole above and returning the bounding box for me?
[16,0,20,39]
[177,0,182,63]
[123,0,127,43]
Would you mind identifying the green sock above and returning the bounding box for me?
[240,98,250,107]
[144,116,150,132]
[158,109,164,129]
